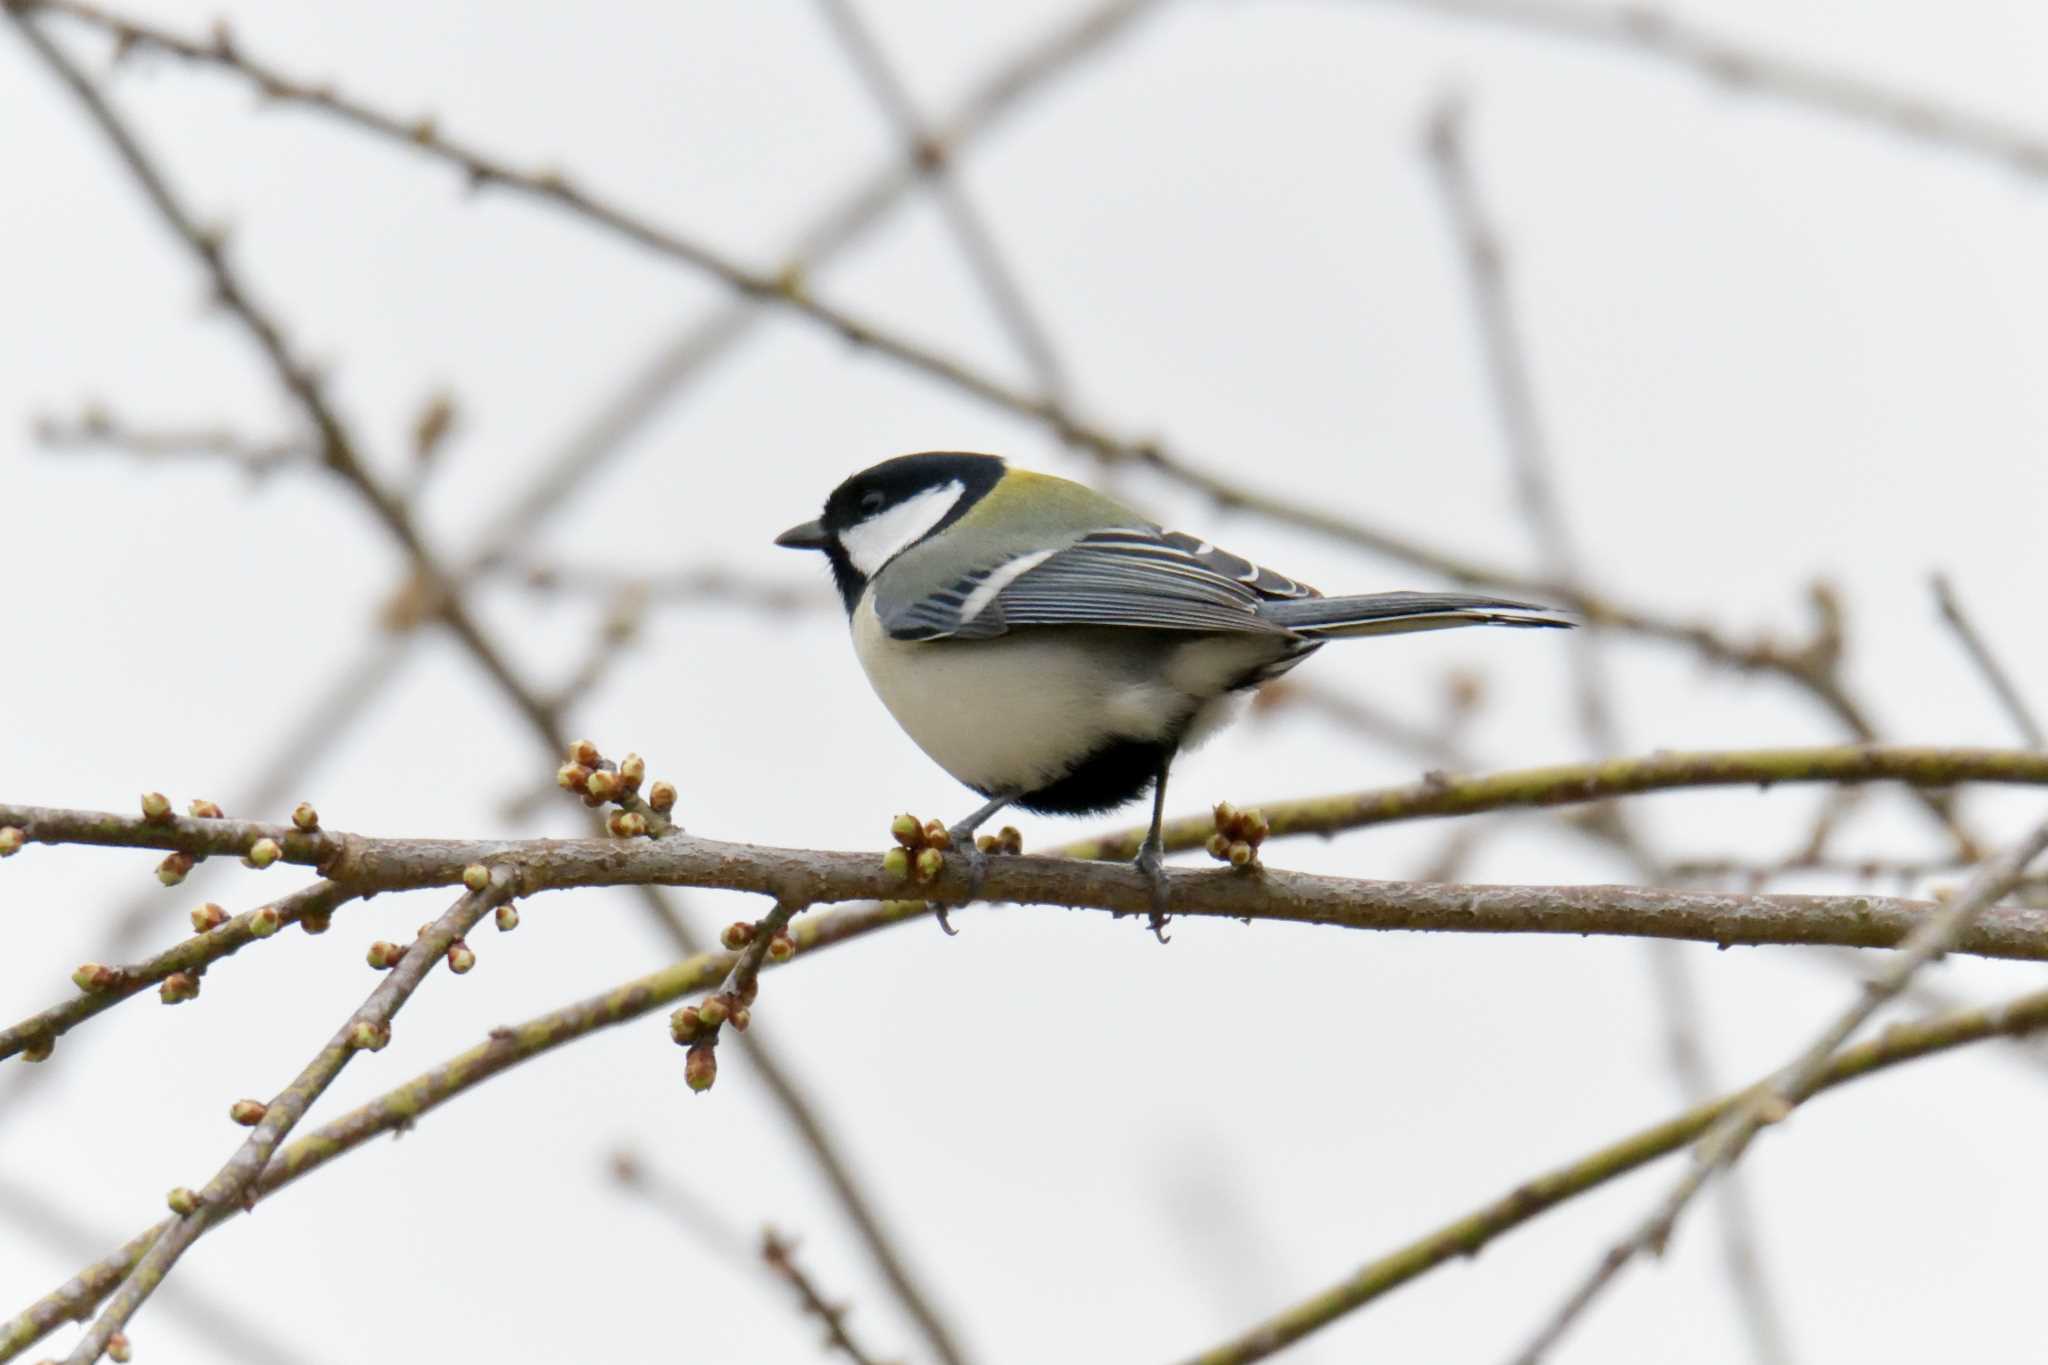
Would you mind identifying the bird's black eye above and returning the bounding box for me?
[859,490,886,516]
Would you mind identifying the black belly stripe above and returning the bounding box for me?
[1001,735,1172,816]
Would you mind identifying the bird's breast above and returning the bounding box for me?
[849,598,1289,796]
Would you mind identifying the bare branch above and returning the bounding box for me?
[34,405,309,478]
[1506,805,2048,1362]
[0,881,351,1063]
[1362,0,2048,181]
[1933,573,2045,750]
[16,756,2048,993]
[20,0,1941,763]
[1176,979,2048,1365]
[764,1228,898,1365]
[1428,91,1793,1362]
[1,900,919,1361]
[57,872,511,1362]
[815,0,1071,401]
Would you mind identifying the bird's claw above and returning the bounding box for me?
[1135,841,1171,943]
[927,830,989,937]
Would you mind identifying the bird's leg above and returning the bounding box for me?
[931,792,1015,935]
[1135,755,1174,943]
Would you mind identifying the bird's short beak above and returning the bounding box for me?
[774,518,829,551]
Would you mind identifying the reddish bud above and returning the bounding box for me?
[20,1033,53,1063]
[108,1329,132,1363]
[300,908,332,935]
[615,811,648,839]
[72,963,119,993]
[446,940,476,974]
[728,1003,751,1032]
[0,826,23,857]
[889,813,923,848]
[720,921,755,951]
[140,791,173,824]
[229,1098,267,1126]
[1228,841,1256,869]
[914,847,944,883]
[366,941,404,969]
[348,1020,391,1052]
[190,902,227,932]
[617,753,646,790]
[647,780,677,813]
[188,798,224,819]
[166,1187,200,1215]
[159,971,200,1004]
[585,768,619,802]
[1213,801,1238,832]
[1206,833,1233,861]
[291,801,321,831]
[556,762,591,792]
[569,739,602,768]
[766,933,796,963]
[697,995,729,1027]
[157,852,194,886]
[246,837,282,869]
[670,1005,704,1044]
[248,906,280,937]
[923,820,952,851]
[495,904,520,933]
[684,1042,717,1093]
[462,863,490,892]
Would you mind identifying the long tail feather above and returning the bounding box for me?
[1261,591,1574,638]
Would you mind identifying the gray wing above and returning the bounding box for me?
[880,527,1318,642]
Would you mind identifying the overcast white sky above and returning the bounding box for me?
[7,2,2048,1361]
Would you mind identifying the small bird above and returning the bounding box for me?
[775,452,1571,935]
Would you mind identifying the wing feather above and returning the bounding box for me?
[878,527,1311,641]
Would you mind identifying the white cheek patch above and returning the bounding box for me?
[842,481,965,577]
[959,548,1053,623]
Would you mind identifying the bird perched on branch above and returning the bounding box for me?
[776,452,1571,936]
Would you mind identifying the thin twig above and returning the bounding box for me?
[1428,91,1793,1364]
[763,1229,896,1365]
[19,0,1930,757]
[57,872,510,1363]
[5,7,562,752]
[0,881,352,1063]
[0,1177,316,1365]
[1505,805,2048,1363]
[814,0,1072,401]
[0,898,924,1362]
[1933,573,2044,749]
[1175,979,2048,1365]
[34,405,309,478]
[1361,0,2048,182]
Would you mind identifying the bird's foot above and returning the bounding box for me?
[1134,839,1171,944]
[926,831,989,936]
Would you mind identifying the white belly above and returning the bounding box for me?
[850,596,1286,795]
